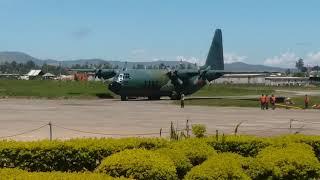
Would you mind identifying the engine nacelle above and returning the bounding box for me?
[97,70,117,79]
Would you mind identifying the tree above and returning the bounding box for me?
[285,69,291,75]
[26,60,36,69]
[136,64,145,69]
[311,65,320,71]
[295,58,306,72]
[159,63,166,69]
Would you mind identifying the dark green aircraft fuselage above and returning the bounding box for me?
[108,69,209,100]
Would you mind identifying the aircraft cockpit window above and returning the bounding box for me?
[124,73,130,79]
[117,73,124,82]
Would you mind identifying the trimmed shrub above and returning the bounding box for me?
[206,135,271,156]
[191,124,206,138]
[96,149,177,180]
[0,138,168,172]
[185,153,251,180]
[155,148,192,179]
[0,168,128,179]
[170,138,216,166]
[270,134,320,161]
[248,143,320,179]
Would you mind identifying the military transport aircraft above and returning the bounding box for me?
[73,29,234,101]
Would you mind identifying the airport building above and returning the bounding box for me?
[212,74,266,84]
[265,77,309,86]
[212,74,311,86]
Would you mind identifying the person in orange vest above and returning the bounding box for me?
[304,94,309,109]
[260,94,265,110]
[270,94,276,110]
[265,94,269,110]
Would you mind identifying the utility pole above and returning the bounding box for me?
[48,121,52,141]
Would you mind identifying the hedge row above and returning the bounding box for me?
[205,135,271,157]
[185,143,320,179]
[0,138,168,172]
[3,143,319,180]
[185,153,251,180]
[2,134,320,174]
[96,149,177,180]
[0,168,129,180]
[248,143,320,179]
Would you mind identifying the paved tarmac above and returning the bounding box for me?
[0,98,319,140]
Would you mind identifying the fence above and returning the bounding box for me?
[0,119,319,140]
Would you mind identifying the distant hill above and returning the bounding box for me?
[0,51,43,64]
[0,51,286,72]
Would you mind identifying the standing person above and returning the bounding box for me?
[260,94,265,110]
[271,94,276,110]
[180,94,185,108]
[304,94,309,109]
[265,94,269,110]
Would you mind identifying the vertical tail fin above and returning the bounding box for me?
[205,29,224,70]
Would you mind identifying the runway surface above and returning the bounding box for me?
[0,98,319,140]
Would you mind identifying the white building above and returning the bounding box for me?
[212,74,266,84]
[212,74,311,86]
[20,70,44,80]
[265,77,309,86]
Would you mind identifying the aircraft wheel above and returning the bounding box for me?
[121,95,127,101]
[148,96,160,100]
[170,92,181,100]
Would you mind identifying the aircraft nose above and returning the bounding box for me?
[108,82,121,94]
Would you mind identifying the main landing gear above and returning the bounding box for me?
[170,91,181,100]
[121,95,127,101]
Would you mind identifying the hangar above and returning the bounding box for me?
[212,74,311,86]
[265,77,309,86]
[212,74,266,84]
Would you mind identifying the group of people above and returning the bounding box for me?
[260,94,311,110]
[259,94,276,110]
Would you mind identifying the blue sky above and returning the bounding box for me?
[0,0,320,67]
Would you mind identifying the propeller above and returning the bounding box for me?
[95,69,102,79]
[198,66,211,80]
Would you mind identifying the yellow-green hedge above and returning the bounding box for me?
[0,138,168,172]
[170,138,216,166]
[0,168,129,180]
[1,134,320,176]
[96,149,177,180]
[185,153,251,180]
[247,143,320,179]
[205,135,271,157]
[155,148,192,179]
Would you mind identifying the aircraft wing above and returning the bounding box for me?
[70,69,117,79]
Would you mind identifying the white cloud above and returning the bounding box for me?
[264,51,320,68]
[305,51,320,66]
[176,56,203,65]
[175,53,247,66]
[224,53,247,63]
[264,52,297,68]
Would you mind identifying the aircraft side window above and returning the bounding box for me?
[144,80,158,88]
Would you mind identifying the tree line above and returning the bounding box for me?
[0,61,69,75]
[71,62,198,70]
